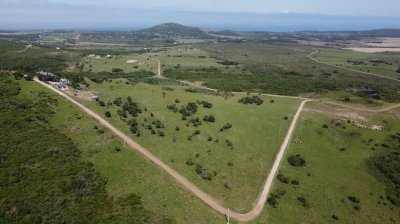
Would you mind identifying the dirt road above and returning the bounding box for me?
[307,50,400,82]
[322,100,400,112]
[34,77,310,221]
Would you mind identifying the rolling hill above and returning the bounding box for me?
[135,23,211,39]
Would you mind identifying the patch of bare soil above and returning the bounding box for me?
[343,47,400,53]
[306,102,385,131]
[63,86,94,101]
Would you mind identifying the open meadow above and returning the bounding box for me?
[80,78,302,211]
[312,48,400,80]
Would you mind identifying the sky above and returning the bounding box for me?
[1,0,400,31]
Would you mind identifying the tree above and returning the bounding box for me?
[98,101,106,107]
[105,111,111,118]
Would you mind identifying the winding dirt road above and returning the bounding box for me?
[34,77,311,222]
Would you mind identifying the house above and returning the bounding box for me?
[91,96,99,101]
[106,55,112,58]
[38,71,55,77]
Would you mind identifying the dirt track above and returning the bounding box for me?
[307,50,400,83]
[34,77,311,221]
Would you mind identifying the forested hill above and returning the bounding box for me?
[135,23,211,39]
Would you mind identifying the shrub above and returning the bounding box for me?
[203,115,216,122]
[195,164,203,174]
[114,147,121,152]
[288,155,306,167]
[105,111,111,118]
[284,116,288,120]
[332,214,339,220]
[298,197,310,208]
[220,123,232,131]
[224,183,232,190]
[186,159,195,166]
[267,196,278,207]
[347,196,360,204]
[291,179,300,185]
[277,174,290,184]
[157,130,165,137]
[322,124,329,128]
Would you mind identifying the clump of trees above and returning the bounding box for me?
[199,100,213,108]
[189,117,202,126]
[288,155,306,167]
[179,102,198,117]
[195,164,217,180]
[203,115,216,122]
[122,96,142,117]
[267,187,287,208]
[239,96,264,105]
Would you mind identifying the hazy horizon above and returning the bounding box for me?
[1,0,400,31]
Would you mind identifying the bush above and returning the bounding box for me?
[322,124,329,128]
[288,155,306,167]
[347,196,360,204]
[220,123,232,131]
[157,130,165,137]
[291,179,300,185]
[186,159,195,166]
[277,174,290,184]
[98,101,106,107]
[105,111,111,118]
[298,197,310,208]
[224,183,232,190]
[203,115,216,122]
[267,196,278,207]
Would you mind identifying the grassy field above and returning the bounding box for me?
[252,102,400,224]
[20,79,226,223]
[150,46,226,71]
[312,48,400,79]
[80,78,302,211]
[82,54,158,73]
